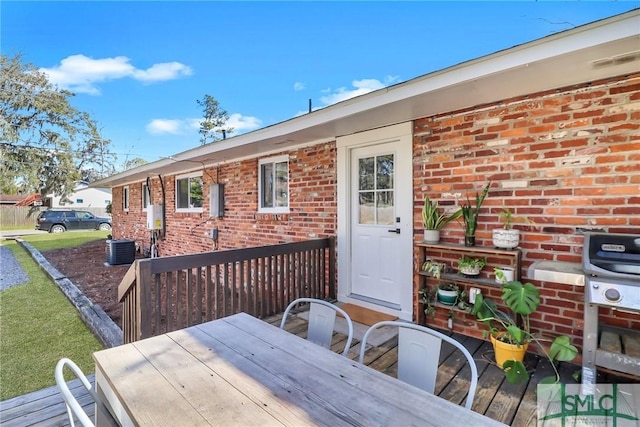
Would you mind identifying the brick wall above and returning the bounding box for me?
[112,142,337,255]
[413,73,640,351]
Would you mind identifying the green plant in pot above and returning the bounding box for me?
[457,256,486,276]
[492,207,534,249]
[472,280,578,384]
[421,260,447,279]
[422,196,461,243]
[436,282,459,306]
[458,182,491,246]
[418,287,436,319]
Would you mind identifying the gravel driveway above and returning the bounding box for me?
[0,245,28,291]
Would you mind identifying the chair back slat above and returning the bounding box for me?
[308,303,338,349]
[398,327,442,393]
[359,321,478,410]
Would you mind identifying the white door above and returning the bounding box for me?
[337,123,413,319]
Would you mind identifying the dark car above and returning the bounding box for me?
[36,209,112,233]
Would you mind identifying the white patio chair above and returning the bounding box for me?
[280,298,354,357]
[55,358,115,427]
[358,321,478,410]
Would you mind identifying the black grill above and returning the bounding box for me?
[581,232,640,393]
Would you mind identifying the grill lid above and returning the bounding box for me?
[582,232,640,279]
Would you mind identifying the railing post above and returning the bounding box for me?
[136,260,153,340]
[328,236,336,298]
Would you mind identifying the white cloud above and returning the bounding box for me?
[319,76,400,107]
[148,114,262,136]
[226,113,262,132]
[40,54,192,95]
[133,62,192,82]
[146,119,183,135]
[293,81,306,91]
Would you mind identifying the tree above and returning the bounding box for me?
[197,94,233,145]
[0,53,116,199]
[120,156,147,172]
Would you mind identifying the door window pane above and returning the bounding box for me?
[359,157,374,191]
[376,155,394,190]
[359,192,375,224]
[357,154,394,225]
[376,191,394,225]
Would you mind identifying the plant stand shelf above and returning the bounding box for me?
[414,242,522,331]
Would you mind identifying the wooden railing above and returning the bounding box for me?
[118,238,335,343]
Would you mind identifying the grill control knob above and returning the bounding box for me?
[604,288,621,302]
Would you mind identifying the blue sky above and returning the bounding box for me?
[2,1,637,166]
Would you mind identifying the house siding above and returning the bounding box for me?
[111,73,640,352]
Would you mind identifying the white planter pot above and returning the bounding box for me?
[492,228,520,249]
[423,229,440,243]
[494,267,515,284]
[459,266,481,276]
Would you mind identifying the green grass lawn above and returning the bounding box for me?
[0,232,109,400]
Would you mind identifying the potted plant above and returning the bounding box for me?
[457,256,486,276]
[472,280,578,384]
[421,259,448,279]
[422,196,461,243]
[436,282,459,306]
[458,182,491,246]
[492,207,533,249]
[494,266,515,284]
[418,287,436,319]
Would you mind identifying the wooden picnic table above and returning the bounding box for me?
[93,312,507,426]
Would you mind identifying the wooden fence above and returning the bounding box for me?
[118,238,336,343]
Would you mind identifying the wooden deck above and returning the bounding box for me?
[0,310,632,427]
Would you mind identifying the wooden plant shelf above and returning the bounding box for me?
[414,242,522,327]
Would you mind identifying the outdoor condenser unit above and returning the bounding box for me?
[106,239,135,265]
[147,204,163,230]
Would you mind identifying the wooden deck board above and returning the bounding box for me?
[2,313,634,427]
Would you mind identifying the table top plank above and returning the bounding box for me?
[198,313,506,427]
[176,322,422,426]
[169,326,349,426]
[93,342,209,426]
[132,333,285,426]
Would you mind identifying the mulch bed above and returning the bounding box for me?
[42,240,139,327]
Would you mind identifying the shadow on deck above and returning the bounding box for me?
[0,310,632,427]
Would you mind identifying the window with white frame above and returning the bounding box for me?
[123,186,130,211]
[258,155,289,213]
[142,183,150,210]
[175,173,203,211]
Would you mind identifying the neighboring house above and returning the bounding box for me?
[48,181,112,209]
[93,11,640,347]
[0,194,28,205]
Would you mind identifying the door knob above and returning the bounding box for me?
[388,228,400,234]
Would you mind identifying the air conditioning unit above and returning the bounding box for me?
[105,239,136,265]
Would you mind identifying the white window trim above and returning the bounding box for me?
[258,155,290,214]
[123,186,130,212]
[175,172,204,213]
[142,183,150,212]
